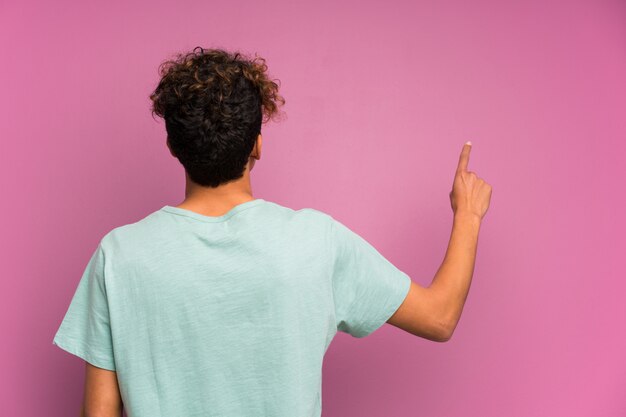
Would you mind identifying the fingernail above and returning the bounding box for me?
[465,141,472,146]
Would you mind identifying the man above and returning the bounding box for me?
[53,46,492,417]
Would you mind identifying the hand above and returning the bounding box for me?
[449,142,492,220]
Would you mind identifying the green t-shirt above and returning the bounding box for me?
[52,198,411,417]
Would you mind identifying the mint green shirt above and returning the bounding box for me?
[52,198,411,417]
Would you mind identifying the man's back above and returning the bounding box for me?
[53,198,411,417]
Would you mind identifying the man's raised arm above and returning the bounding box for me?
[387,141,492,341]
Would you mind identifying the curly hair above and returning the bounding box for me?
[149,46,286,187]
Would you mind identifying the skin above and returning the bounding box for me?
[82,139,491,415]
[81,364,123,417]
[167,133,263,213]
[387,142,491,341]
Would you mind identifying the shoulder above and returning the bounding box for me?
[296,207,334,225]
[261,200,334,226]
[98,209,163,254]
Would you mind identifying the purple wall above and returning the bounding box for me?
[1,0,624,415]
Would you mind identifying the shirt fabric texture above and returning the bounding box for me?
[52,198,412,417]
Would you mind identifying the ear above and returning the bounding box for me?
[253,133,262,160]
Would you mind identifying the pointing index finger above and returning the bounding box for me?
[457,141,472,173]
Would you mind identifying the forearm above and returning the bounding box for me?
[429,211,481,335]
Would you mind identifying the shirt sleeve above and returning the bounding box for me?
[329,216,412,338]
[52,243,116,370]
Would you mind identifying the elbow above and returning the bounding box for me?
[434,297,461,343]
[434,328,452,343]
[437,328,453,343]
[426,285,461,343]
[434,318,457,343]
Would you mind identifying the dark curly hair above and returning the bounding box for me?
[149,46,286,187]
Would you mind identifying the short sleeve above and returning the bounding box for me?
[329,217,412,338]
[52,243,116,370]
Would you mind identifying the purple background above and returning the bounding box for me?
[1,0,625,415]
